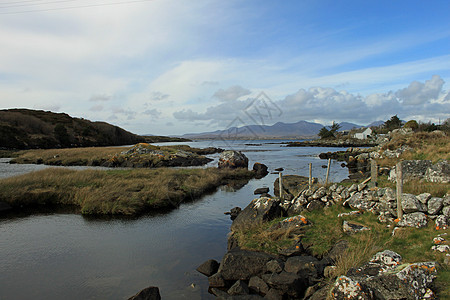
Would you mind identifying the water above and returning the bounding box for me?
[0,140,350,299]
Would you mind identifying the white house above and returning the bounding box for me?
[353,128,372,139]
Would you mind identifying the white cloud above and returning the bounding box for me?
[212,85,251,102]
[396,75,444,105]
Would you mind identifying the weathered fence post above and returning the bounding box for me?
[370,159,377,188]
[396,161,403,220]
[308,163,312,190]
[279,172,283,198]
[325,158,331,185]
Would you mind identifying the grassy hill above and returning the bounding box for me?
[0,109,188,149]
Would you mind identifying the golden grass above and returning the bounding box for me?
[0,167,254,215]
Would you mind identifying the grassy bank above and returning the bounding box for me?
[9,144,220,167]
[0,167,254,215]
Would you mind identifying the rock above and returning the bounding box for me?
[254,187,270,195]
[397,212,428,228]
[435,215,449,230]
[229,207,242,220]
[249,276,269,295]
[323,240,349,263]
[431,244,450,253]
[389,160,432,182]
[284,256,320,282]
[228,280,250,295]
[306,200,325,211]
[331,276,373,299]
[401,193,426,213]
[277,241,304,257]
[443,206,450,217]
[266,260,283,274]
[218,249,275,281]
[219,150,249,169]
[417,193,432,205]
[231,197,283,231]
[209,272,226,288]
[263,288,283,300]
[427,197,444,215]
[196,259,220,277]
[253,163,269,178]
[369,250,402,267]
[128,286,161,300]
[425,160,449,183]
[343,221,370,234]
[262,271,307,298]
[311,187,327,200]
[395,262,438,299]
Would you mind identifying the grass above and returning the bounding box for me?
[376,175,449,197]
[0,167,254,215]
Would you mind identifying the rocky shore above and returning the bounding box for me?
[198,179,449,299]
[286,139,377,148]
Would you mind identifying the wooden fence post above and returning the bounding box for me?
[279,172,283,199]
[370,159,377,188]
[396,161,403,220]
[308,163,312,190]
[325,158,331,185]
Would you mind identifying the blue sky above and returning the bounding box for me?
[0,0,449,135]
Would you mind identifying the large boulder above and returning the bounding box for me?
[252,162,269,178]
[218,150,249,169]
[217,249,275,281]
[196,259,220,277]
[231,197,283,231]
[401,194,427,213]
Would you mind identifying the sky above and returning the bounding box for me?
[0,0,449,135]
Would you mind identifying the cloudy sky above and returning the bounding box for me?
[1,0,449,135]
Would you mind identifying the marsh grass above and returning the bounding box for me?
[0,167,254,215]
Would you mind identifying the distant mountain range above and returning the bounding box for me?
[181,120,383,140]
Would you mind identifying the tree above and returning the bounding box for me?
[404,120,418,131]
[318,122,341,139]
[384,115,402,131]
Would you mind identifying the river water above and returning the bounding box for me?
[0,140,350,300]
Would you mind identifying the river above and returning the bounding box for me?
[0,140,350,299]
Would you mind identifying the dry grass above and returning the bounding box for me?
[376,175,449,197]
[0,167,254,215]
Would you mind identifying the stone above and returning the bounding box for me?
[218,150,249,169]
[431,245,450,253]
[427,197,444,215]
[209,272,226,288]
[228,280,250,295]
[231,197,282,231]
[266,260,283,274]
[425,160,450,183]
[443,206,450,217]
[311,187,327,200]
[343,221,370,234]
[401,193,427,213]
[323,240,349,264]
[435,215,449,230]
[196,259,220,277]
[218,250,274,281]
[395,262,438,299]
[397,212,428,228]
[229,207,242,220]
[263,288,283,300]
[369,250,402,267]
[253,162,269,178]
[330,276,373,299]
[389,160,432,182]
[254,187,270,195]
[417,193,432,205]
[284,256,319,276]
[306,200,325,211]
[249,276,269,295]
[262,271,307,298]
[128,286,161,300]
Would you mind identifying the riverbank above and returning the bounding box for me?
[0,167,254,215]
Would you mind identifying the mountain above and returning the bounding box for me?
[182,120,324,140]
[337,122,362,131]
[0,109,186,149]
[367,120,385,127]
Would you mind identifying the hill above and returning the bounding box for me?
[182,120,364,140]
[0,109,187,149]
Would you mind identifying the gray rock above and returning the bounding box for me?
[427,197,444,215]
[218,250,275,281]
[444,195,450,206]
[231,197,282,231]
[330,276,373,299]
[370,250,402,267]
[253,163,269,178]
[196,259,220,277]
[128,286,161,300]
[311,187,327,200]
[263,288,283,300]
[249,276,269,295]
[358,183,367,192]
[389,160,432,182]
[218,150,249,169]
[266,260,283,274]
[254,187,270,195]
[435,215,449,230]
[401,193,426,213]
[284,256,319,276]
[306,200,325,211]
[417,193,432,205]
[425,160,449,183]
[397,212,428,228]
[262,272,307,299]
[348,184,358,193]
[443,206,450,217]
[209,272,226,288]
[379,187,396,202]
[343,221,371,234]
[228,280,250,295]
